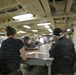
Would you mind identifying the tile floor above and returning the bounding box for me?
[20,64,48,75]
[20,64,76,75]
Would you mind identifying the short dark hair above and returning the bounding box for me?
[5,26,16,36]
[23,36,29,41]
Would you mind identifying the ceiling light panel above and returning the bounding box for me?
[44,25,50,28]
[48,29,53,32]
[17,30,26,34]
[37,23,51,26]
[32,30,38,32]
[23,25,31,29]
[67,29,71,32]
[13,13,33,21]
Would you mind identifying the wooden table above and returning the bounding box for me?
[21,44,54,75]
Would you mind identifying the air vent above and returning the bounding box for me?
[54,17,65,20]
[18,5,23,9]
[0,11,5,14]
[51,6,56,14]
[55,0,65,1]
[71,4,76,12]
[49,0,53,2]
[49,0,65,2]
[7,7,18,12]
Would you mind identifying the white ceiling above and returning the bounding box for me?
[0,0,75,36]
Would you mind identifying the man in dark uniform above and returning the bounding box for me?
[23,36,37,50]
[49,28,75,75]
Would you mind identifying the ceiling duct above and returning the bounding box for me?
[17,0,45,15]
[55,0,65,2]
[54,17,64,20]
[49,0,66,15]
[0,11,5,14]
[6,5,23,12]
[49,0,53,2]
[71,2,76,12]
[7,7,18,12]
[51,6,56,15]
[49,0,65,2]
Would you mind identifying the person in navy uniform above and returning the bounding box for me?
[23,36,37,50]
[49,28,76,75]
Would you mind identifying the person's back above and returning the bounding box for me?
[0,26,27,75]
[0,38,22,74]
[49,28,76,75]
[55,37,75,64]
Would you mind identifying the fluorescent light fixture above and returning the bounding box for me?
[23,25,31,29]
[13,13,33,21]
[0,32,4,34]
[49,33,53,35]
[44,25,50,28]
[48,29,53,32]
[42,34,46,35]
[34,34,38,36]
[19,18,33,21]
[32,30,38,32]
[40,36,43,37]
[17,30,26,34]
[67,29,71,32]
[37,23,51,26]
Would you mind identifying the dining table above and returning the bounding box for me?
[21,44,54,75]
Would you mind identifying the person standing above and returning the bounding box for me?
[0,26,27,75]
[49,28,75,75]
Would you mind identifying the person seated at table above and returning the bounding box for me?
[23,36,38,71]
[49,28,76,75]
[0,26,27,75]
[23,36,38,50]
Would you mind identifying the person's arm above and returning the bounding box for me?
[20,46,27,60]
[24,44,38,50]
[24,44,33,50]
[49,43,60,57]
